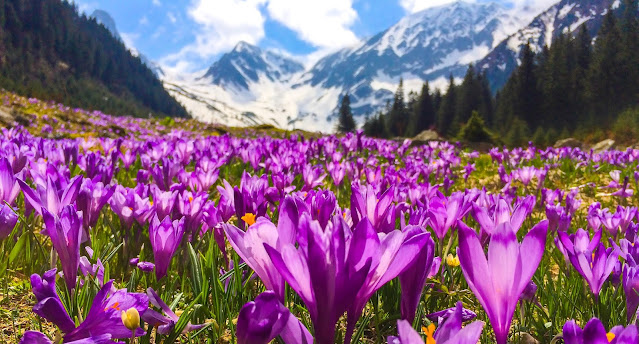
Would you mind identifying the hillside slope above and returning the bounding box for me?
[0,0,188,118]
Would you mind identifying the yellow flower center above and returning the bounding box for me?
[607,332,615,342]
[121,308,140,331]
[446,254,460,267]
[242,213,257,226]
[423,323,436,344]
[189,196,193,203]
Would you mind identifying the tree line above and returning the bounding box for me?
[343,0,639,146]
[0,0,188,118]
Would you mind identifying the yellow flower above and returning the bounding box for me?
[241,213,257,226]
[121,308,140,331]
[446,254,460,267]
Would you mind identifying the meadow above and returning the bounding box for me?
[1,92,638,343]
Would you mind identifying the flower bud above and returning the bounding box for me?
[121,307,140,331]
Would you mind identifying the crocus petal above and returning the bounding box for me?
[582,318,610,344]
[442,321,485,344]
[562,320,584,344]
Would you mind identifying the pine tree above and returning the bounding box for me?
[388,79,410,137]
[337,94,356,133]
[454,65,483,134]
[410,82,436,136]
[516,43,540,128]
[587,10,624,123]
[619,0,639,106]
[437,74,457,136]
[571,25,592,123]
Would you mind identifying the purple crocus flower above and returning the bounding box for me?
[109,185,136,229]
[224,197,300,301]
[623,265,639,322]
[350,184,397,233]
[345,224,430,343]
[76,179,114,231]
[457,220,548,344]
[546,203,571,232]
[142,288,206,335]
[137,261,155,272]
[425,304,477,325]
[389,302,484,344]
[27,271,148,342]
[0,157,20,204]
[150,186,177,221]
[236,291,313,344]
[149,215,185,279]
[19,175,82,218]
[30,269,76,333]
[177,190,208,237]
[264,214,374,344]
[399,227,436,323]
[601,209,622,237]
[563,318,638,344]
[216,180,236,222]
[64,280,148,341]
[471,195,535,243]
[558,229,619,297]
[19,331,112,344]
[42,205,83,290]
[0,203,18,239]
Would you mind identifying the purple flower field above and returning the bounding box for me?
[1,92,639,343]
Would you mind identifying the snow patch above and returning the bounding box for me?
[424,45,491,74]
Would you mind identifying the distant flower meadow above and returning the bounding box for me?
[1,94,639,343]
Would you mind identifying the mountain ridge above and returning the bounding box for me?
[166,1,535,131]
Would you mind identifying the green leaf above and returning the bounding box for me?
[188,242,203,296]
[9,233,27,264]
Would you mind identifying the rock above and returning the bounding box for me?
[591,139,615,152]
[411,130,443,146]
[554,138,583,149]
[413,130,442,141]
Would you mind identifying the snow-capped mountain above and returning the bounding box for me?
[202,41,304,90]
[479,0,618,91]
[301,1,531,116]
[163,43,340,130]
[169,1,532,131]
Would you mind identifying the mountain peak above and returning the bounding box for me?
[91,10,120,40]
[233,41,260,54]
[203,42,304,90]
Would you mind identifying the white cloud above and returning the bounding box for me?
[120,32,140,54]
[152,0,161,6]
[266,0,359,49]
[139,15,149,26]
[160,0,267,72]
[167,12,177,23]
[399,0,559,14]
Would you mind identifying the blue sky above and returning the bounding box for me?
[73,0,556,74]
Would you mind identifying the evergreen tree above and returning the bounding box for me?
[516,43,541,128]
[387,79,410,137]
[459,111,493,143]
[587,10,624,122]
[410,82,436,136]
[0,0,187,118]
[337,94,356,133]
[571,25,592,122]
[437,74,457,136]
[454,65,482,133]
